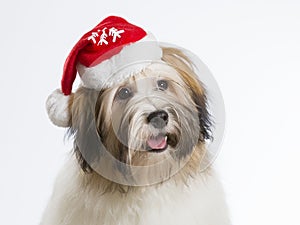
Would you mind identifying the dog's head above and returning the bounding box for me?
[68,47,212,185]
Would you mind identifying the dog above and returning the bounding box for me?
[41,47,230,225]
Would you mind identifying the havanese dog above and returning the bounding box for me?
[42,16,230,225]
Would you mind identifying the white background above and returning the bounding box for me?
[1,0,300,224]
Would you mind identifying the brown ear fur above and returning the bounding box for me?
[68,87,100,173]
[161,47,212,142]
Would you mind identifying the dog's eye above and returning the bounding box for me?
[117,87,132,100]
[157,80,168,90]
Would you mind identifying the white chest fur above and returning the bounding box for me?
[41,158,230,225]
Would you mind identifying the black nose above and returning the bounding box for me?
[147,110,169,129]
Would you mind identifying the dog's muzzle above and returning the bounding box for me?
[145,110,170,152]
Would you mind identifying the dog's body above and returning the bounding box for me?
[42,48,230,225]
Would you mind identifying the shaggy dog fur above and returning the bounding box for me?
[41,48,230,225]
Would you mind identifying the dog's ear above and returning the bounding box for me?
[67,87,101,173]
[189,80,212,142]
[162,47,212,142]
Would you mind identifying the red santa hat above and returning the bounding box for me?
[46,16,162,127]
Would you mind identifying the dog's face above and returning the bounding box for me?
[97,64,200,165]
[70,48,212,185]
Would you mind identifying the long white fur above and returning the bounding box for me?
[40,157,230,225]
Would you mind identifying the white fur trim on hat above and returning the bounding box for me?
[46,89,71,127]
[77,33,163,90]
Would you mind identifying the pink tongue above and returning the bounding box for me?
[147,136,167,150]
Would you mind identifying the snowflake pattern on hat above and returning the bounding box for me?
[88,27,125,46]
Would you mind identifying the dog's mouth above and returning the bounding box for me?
[147,134,167,153]
[146,133,178,153]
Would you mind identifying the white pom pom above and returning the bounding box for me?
[46,89,71,127]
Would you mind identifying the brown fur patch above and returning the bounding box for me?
[162,47,212,141]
